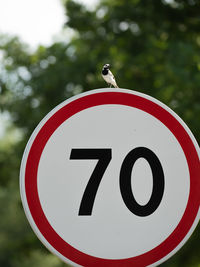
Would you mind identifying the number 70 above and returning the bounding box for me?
[70,147,164,217]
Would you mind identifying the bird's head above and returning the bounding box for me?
[103,63,110,69]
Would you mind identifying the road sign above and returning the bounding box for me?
[20,88,200,267]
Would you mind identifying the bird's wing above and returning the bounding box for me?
[108,70,115,79]
[108,70,118,88]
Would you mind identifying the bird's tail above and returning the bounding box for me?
[114,83,119,88]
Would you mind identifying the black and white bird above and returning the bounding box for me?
[102,64,118,88]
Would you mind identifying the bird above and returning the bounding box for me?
[102,64,118,88]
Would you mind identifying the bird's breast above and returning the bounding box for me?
[102,69,108,75]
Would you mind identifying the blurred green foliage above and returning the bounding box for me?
[0,0,200,266]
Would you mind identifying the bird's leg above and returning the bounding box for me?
[109,84,112,88]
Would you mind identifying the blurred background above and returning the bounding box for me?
[0,0,200,266]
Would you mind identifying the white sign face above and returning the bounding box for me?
[20,88,200,267]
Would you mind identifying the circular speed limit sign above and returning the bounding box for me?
[20,88,200,267]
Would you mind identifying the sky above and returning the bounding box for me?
[0,0,98,48]
[0,0,98,138]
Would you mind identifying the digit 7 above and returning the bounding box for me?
[70,149,112,215]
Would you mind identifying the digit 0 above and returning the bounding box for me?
[120,147,165,216]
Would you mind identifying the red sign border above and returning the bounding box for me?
[24,90,200,267]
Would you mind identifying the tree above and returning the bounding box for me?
[0,0,200,266]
